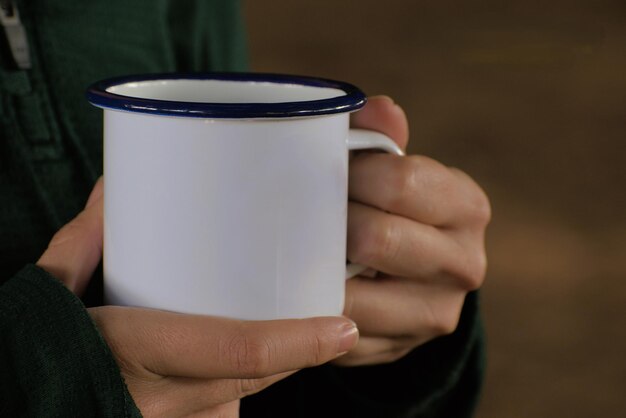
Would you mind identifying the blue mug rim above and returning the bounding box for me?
[86,72,367,119]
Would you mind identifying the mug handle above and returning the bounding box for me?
[346,128,405,279]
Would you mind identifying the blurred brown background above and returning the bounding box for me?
[245,1,626,417]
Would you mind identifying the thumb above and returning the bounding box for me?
[37,177,104,295]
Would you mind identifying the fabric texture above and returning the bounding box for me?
[0,1,484,416]
[0,264,141,417]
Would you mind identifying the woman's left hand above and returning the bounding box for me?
[335,96,491,366]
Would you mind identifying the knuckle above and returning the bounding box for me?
[387,156,448,216]
[437,315,460,336]
[446,237,487,291]
[451,167,492,226]
[389,157,420,202]
[422,299,462,337]
[416,156,452,188]
[458,250,488,291]
[473,251,489,289]
[350,217,399,267]
[399,157,453,217]
[226,330,273,377]
[469,187,492,226]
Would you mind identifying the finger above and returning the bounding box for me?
[348,201,477,281]
[331,336,413,367]
[343,276,466,338]
[349,154,491,228]
[350,95,409,151]
[36,177,104,295]
[91,307,359,380]
[139,395,240,418]
[137,371,291,418]
[189,401,240,418]
[448,166,492,230]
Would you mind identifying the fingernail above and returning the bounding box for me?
[337,321,359,355]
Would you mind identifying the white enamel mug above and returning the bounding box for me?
[87,73,403,320]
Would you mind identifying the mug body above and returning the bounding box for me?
[88,73,366,319]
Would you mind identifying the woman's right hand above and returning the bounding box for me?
[37,178,359,417]
[89,306,357,417]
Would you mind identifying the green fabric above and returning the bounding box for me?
[0,1,484,416]
[1,0,247,277]
[0,264,141,417]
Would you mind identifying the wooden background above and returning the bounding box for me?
[244,1,626,417]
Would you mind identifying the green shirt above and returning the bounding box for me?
[0,1,484,416]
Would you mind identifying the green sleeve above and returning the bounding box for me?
[0,265,141,418]
[241,291,484,417]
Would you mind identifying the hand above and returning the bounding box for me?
[88,307,357,417]
[37,178,359,417]
[334,96,491,366]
